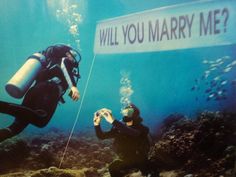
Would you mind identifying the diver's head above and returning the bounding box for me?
[53,44,81,65]
[122,104,142,126]
[54,44,81,82]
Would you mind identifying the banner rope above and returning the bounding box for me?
[59,54,97,168]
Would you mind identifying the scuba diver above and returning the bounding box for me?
[0,44,81,142]
[93,104,159,177]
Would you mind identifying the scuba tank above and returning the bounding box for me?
[5,53,46,99]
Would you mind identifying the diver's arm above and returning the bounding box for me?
[94,125,115,140]
[94,111,115,140]
[101,110,141,137]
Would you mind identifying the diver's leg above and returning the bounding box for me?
[22,82,60,128]
[109,159,123,177]
[0,101,46,123]
[0,101,13,116]
[140,160,159,177]
[139,160,151,176]
[109,159,131,177]
[0,128,12,142]
[0,119,28,142]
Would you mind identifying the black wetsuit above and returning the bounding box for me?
[0,44,78,142]
[95,119,151,177]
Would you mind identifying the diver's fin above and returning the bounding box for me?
[0,100,47,121]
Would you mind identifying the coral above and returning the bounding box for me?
[0,139,30,171]
[0,111,235,177]
[149,111,236,176]
[0,167,87,177]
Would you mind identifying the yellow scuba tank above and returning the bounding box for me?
[5,53,46,99]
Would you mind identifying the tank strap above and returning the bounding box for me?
[28,53,47,67]
[47,80,66,104]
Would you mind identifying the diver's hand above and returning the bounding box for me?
[93,111,102,126]
[100,109,114,124]
[70,86,80,101]
[99,108,112,114]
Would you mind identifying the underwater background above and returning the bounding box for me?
[0,0,236,134]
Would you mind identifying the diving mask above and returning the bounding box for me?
[121,107,134,117]
[69,49,82,65]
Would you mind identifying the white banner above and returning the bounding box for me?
[94,0,236,54]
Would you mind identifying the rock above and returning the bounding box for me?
[151,111,236,177]
[0,111,235,177]
[83,167,99,177]
[0,139,30,171]
[30,167,84,177]
[159,170,179,177]
[0,167,86,177]
[224,146,235,154]
[125,171,144,177]
[184,174,193,177]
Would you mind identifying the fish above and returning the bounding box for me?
[221,80,228,85]
[203,71,210,79]
[202,74,209,79]
[210,63,218,68]
[210,67,217,71]
[202,60,209,64]
[209,60,215,64]
[206,93,215,101]
[216,58,223,63]
[223,67,232,73]
[214,76,220,81]
[222,56,230,60]
[230,60,236,66]
[209,93,215,98]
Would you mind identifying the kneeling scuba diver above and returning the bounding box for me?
[0,44,81,142]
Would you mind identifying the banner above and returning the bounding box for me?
[94,0,236,54]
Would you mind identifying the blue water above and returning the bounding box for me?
[0,0,235,134]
